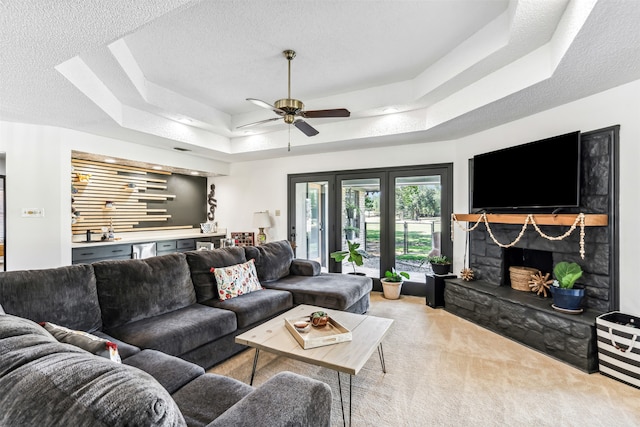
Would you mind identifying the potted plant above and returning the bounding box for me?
[549,261,585,312]
[343,225,359,241]
[426,255,452,275]
[330,240,368,275]
[344,200,357,220]
[380,268,410,299]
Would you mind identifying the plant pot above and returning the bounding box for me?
[549,285,585,311]
[430,263,451,275]
[381,279,403,299]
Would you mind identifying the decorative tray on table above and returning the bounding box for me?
[284,316,352,349]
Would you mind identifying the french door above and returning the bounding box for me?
[288,164,452,285]
[289,175,334,271]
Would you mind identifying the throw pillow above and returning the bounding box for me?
[40,322,121,363]
[0,303,5,315]
[211,258,263,301]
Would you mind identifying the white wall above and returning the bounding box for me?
[214,79,640,315]
[0,124,67,270]
[0,123,228,270]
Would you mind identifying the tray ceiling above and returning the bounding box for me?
[2,0,640,162]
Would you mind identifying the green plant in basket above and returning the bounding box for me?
[552,261,583,289]
[310,310,329,327]
[384,268,410,282]
[426,255,452,265]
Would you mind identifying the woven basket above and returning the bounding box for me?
[509,266,539,292]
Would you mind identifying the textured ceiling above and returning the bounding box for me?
[2,0,640,163]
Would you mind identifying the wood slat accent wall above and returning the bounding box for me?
[71,158,195,236]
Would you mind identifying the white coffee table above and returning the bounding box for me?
[235,304,393,426]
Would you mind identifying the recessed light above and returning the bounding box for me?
[190,171,199,176]
[104,158,116,163]
[152,166,163,170]
[383,107,399,113]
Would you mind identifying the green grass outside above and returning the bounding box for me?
[365,221,435,261]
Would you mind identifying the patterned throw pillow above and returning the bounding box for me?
[210,259,263,301]
[40,322,121,363]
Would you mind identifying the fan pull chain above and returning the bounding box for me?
[288,124,291,152]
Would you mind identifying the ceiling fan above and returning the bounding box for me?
[238,49,350,139]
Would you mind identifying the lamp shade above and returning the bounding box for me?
[252,212,270,228]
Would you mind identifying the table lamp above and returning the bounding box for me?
[253,211,271,245]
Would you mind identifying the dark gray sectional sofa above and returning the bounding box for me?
[0,240,372,426]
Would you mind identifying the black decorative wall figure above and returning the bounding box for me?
[207,184,217,221]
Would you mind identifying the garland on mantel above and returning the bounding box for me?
[451,213,586,259]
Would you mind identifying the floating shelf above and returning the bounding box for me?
[71,157,180,235]
[453,213,608,227]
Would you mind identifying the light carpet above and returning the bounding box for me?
[209,292,640,426]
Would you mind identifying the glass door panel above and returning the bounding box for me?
[393,175,442,283]
[340,178,380,277]
[294,181,328,270]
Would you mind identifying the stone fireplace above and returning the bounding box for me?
[466,124,618,313]
[443,125,619,373]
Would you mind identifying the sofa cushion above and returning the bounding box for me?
[207,371,333,427]
[261,272,373,311]
[124,349,205,394]
[290,258,322,276]
[0,315,186,426]
[212,259,263,301]
[41,321,121,363]
[185,247,247,302]
[0,264,102,332]
[0,315,64,377]
[171,373,254,427]
[93,253,196,330]
[103,304,237,357]
[244,240,294,282]
[201,289,293,329]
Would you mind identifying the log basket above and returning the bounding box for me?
[509,266,539,292]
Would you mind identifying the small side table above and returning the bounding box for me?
[425,273,456,308]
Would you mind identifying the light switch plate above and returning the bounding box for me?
[22,208,45,217]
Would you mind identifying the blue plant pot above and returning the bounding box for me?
[549,285,585,310]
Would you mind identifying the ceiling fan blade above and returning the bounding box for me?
[247,98,285,114]
[236,117,281,129]
[293,119,319,137]
[302,108,350,118]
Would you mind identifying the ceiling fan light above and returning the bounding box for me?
[242,49,350,137]
[274,98,304,112]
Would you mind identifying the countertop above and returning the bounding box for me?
[71,231,227,249]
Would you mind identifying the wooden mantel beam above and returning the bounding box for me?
[453,213,608,227]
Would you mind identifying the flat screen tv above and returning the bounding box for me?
[471,131,581,212]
